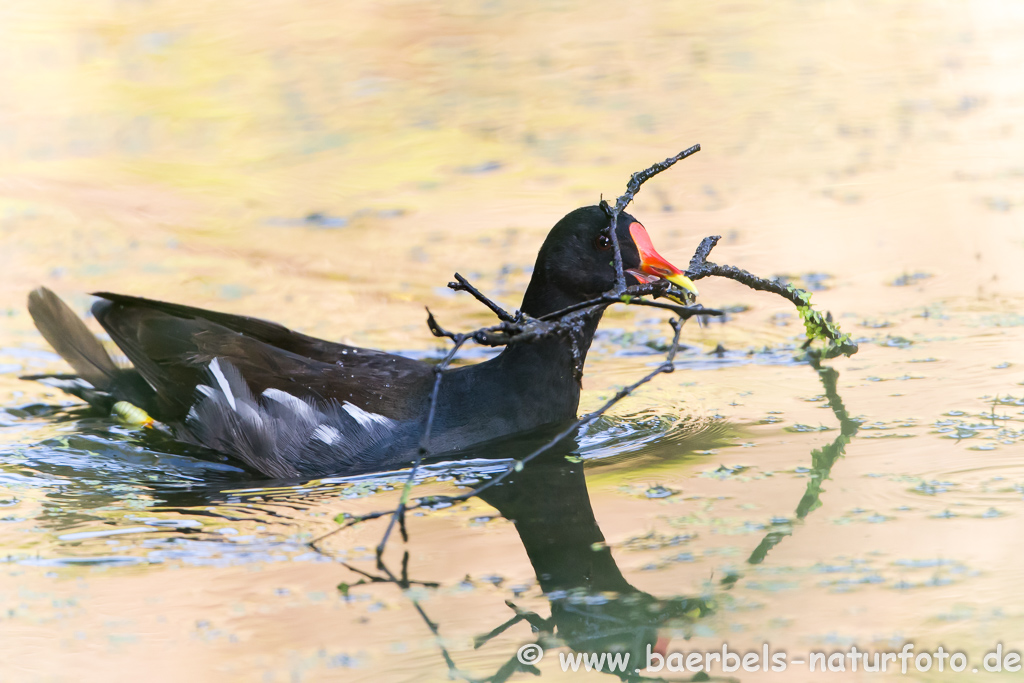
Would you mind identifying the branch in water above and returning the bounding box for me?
[686,235,858,358]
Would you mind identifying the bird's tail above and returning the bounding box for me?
[26,287,119,391]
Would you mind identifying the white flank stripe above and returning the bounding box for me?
[209,358,237,410]
[312,424,341,444]
[262,388,315,419]
[342,401,394,428]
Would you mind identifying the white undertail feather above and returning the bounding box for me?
[312,424,341,444]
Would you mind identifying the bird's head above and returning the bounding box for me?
[521,205,698,318]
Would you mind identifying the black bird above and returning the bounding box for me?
[26,206,696,479]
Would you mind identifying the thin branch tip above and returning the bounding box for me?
[448,273,516,322]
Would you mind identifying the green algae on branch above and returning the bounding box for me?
[686,235,858,359]
[791,286,858,359]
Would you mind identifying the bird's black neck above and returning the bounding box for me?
[497,305,603,384]
[436,307,604,438]
[521,278,581,320]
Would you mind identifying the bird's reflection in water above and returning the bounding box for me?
[473,446,713,681]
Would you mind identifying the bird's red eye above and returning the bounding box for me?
[595,234,612,250]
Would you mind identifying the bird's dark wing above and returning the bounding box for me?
[91,293,435,423]
[92,292,404,365]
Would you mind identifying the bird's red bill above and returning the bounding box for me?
[628,222,699,296]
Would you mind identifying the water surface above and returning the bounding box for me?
[2,1,1024,681]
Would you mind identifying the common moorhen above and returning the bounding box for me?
[27,206,696,478]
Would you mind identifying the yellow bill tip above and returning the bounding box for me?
[666,273,699,297]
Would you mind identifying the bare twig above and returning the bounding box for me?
[538,290,719,322]
[687,235,721,272]
[448,273,517,322]
[434,281,720,349]
[615,144,702,215]
[602,144,702,295]
[376,330,467,559]
[608,209,627,294]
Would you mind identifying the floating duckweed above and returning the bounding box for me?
[785,423,832,433]
[416,496,453,511]
[645,485,677,499]
[621,531,694,551]
[704,464,748,479]
[980,313,1024,327]
[864,419,917,431]
[914,480,955,495]
[890,272,932,287]
[866,374,924,382]
[882,336,914,349]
